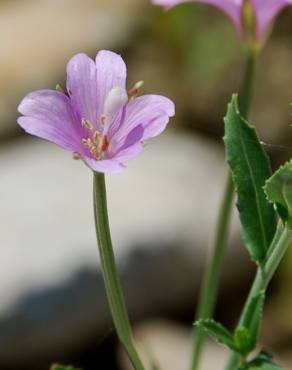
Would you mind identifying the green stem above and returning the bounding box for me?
[239,49,257,118]
[191,174,234,370]
[224,224,292,370]
[93,172,145,370]
[190,50,257,370]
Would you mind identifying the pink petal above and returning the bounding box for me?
[110,124,144,156]
[153,0,242,33]
[66,53,98,127]
[95,50,127,117]
[84,157,125,174]
[114,142,144,162]
[112,95,174,148]
[252,0,292,39]
[17,90,82,151]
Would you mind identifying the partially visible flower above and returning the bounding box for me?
[17,50,175,173]
[152,0,292,43]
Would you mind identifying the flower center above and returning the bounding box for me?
[81,118,109,160]
[80,82,143,161]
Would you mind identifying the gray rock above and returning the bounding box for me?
[119,320,228,370]
[0,132,251,366]
[0,0,146,138]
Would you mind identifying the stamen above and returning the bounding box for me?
[90,147,100,158]
[81,131,110,160]
[128,80,144,100]
[100,115,107,125]
[92,131,101,145]
[81,118,93,131]
[73,152,81,160]
[82,138,92,148]
[56,84,64,93]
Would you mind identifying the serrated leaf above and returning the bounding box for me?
[50,365,82,370]
[195,319,236,351]
[264,160,292,226]
[224,95,276,263]
[239,290,265,353]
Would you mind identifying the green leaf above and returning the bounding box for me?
[240,364,281,370]
[238,351,282,369]
[239,291,265,353]
[234,326,251,356]
[50,365,82,370]
[264,160,292,227]
[224,95,276,263]
[195,319,236,351]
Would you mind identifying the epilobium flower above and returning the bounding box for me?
[153,0,292,44]
[18,50,175,173]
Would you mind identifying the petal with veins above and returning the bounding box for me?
[17,90,82,152]
[96,50,127,118]
[67,53,98,129]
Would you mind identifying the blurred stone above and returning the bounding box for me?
[279,352,292,368]
[0,131,251,367]
[130,7,292,149]
[0,0,147,137]
[119,320,228,370]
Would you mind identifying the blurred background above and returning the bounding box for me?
[1,0,292,369]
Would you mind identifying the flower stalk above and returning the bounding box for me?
[191,49,257,370]
[93,172,145,370]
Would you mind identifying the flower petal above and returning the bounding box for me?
[111,95,174,148]
[95,50,127,116]
[153,0,242,33]
[113,124,144,154]
[253,0,292,39]
[114,142,144,162]
[66,53,98,126]
[84,157,125,174]
[17,90,82,151]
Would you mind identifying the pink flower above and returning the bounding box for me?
[17,50,175,174]
[153,0,292,41]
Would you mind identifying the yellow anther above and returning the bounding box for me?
[92,131,100,145]
[128,80,144,100]
[81,130,110,161]
[100,115,107,125]
[73,152,81,160]
[81,118,93,131]
[82,138,92,148]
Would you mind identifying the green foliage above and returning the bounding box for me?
[195,319,237,351]
[197,294,265,357]
[240,291,265,353]
[224,95,276,263]
[238,351,282,369]
[234,326,252,356]
[264,160,292,227]
[50,365,82,370]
